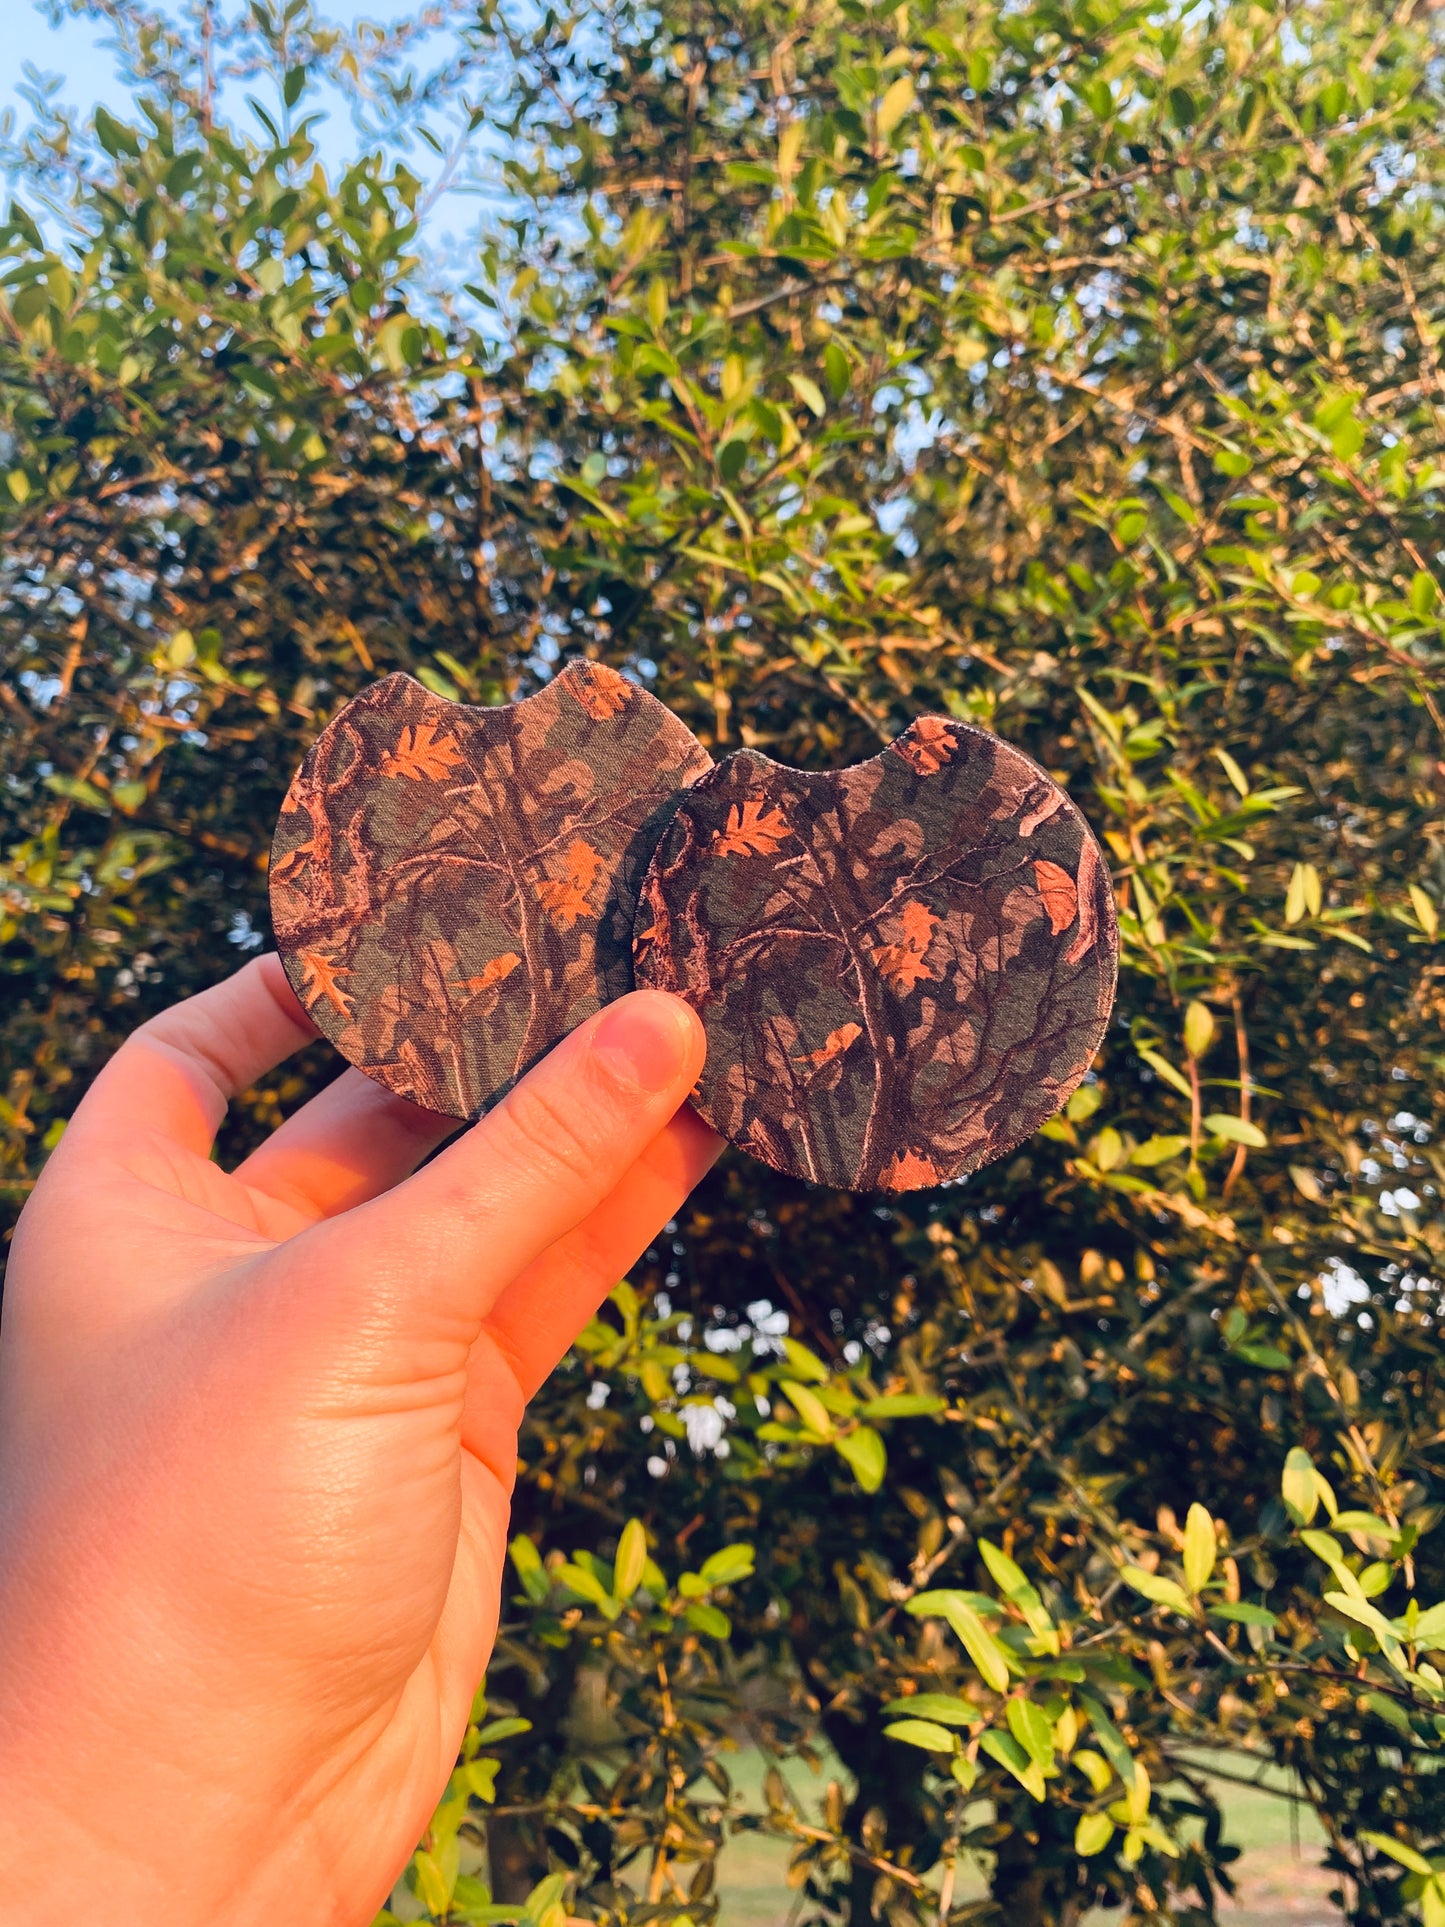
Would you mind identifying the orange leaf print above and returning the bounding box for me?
[793,1021,863,1070]
[895,716,956,776]
[878,1148,940,1191]
[536,838,606,929]
[454,951,521,1002]
[1064,836,1099,965]
[1033,858,1078,935]
[299,948,352,1018]
[380,719,464,782]
[871,897,939,993]
[714,796,792,857]
[268,836,314,886]
[569,661,631,721]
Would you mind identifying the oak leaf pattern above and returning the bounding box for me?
[633,718,1117,1192]
[1033,858,1078,935]
[454,951,521,1006]
[879,1149,941,1191]
[299,947,352,1018]
[793,1022,863,1070]
[380,719,464,782]
[535,839,606,930]
[568,660,632,720]
[894,715,956,776]
[870,898,940,993]
[271,664,712,1118]
[714,796,791,857]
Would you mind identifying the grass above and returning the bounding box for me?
[708,1749,1339,1927]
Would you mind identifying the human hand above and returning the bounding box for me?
[0,956,717,1925]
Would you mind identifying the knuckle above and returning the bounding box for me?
[494,1075,605,1190]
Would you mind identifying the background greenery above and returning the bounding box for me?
[4,0,1445,1920]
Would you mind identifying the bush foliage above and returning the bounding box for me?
[4,0,1445,1921]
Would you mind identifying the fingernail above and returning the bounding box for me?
[590,993,697,1094]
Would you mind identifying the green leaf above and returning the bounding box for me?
[1006,1696,1055,1771]
[876,74,916,138]
[474,1717,531,1745]
[1073,1748,1114,1793]
[697,1542,755,1587]
[508,1534,550,1602]
[1408,1601,1445,1645]
[824,340,850,397]
[835,1424,887,1493]
[1324,1591,1407,1671]
[614,1519,648,1600]
[1286,861,1322,924]
[555,1561,617,1615]
[1214,748,1250,797]
[1362,1690,1415,1736]
[979,1728,1045,1800]
[1129,1135,1190,1168]
[1208,1602,1278,1628]
[1066,1082,1103,1122]
[978,1539,1031,1599]
[862,1393,945,1418]
[93,106,141,157]
[910,1591,1013,1692]
[43,774,109,811]
[464,1756,501,1801]
[1410,884,1439,938]
[1233,1343,1291,1370]
[781,1379,834,1437]
[780,1337,830,1382]
[684,1601,732,1638]
[1076,1812,1115,1857]
[1183,1504,1216,1593]
[882,1694,977,1727]
[1362,1832,1434,1877]
[523,1873,568,1924]
[1281,1448,1320,1526]
[1079,1697,1137,1790]
[787,372,826,417]
[1138,1048,1192,1098]
[1205,1114,1267,1147]
[1332,1511,1396,1537]
[415,1847,456,1913]
[283,65,308,107]
[1121,1567,1192,1614]
[1183,1001,1215,1059]
[884,1717,957,1752]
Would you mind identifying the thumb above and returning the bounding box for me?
[302,989,706,1346]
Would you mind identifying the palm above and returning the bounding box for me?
[0,956,715,1927]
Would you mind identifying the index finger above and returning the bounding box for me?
[74,954,319,1157]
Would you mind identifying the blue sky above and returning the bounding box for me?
[7,6,132,125]
[3,2,512,269]
[5,0,399,127]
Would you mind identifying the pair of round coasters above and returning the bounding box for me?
[270,665,1117,1193]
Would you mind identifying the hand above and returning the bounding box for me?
[0,956,717,1926]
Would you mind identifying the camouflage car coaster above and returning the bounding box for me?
[631,718,1118,1193]
[270,662,713,1118]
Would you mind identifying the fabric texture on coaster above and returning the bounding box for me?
[632,718,1118,1193]
[270,661,712,1119]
